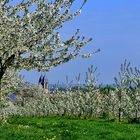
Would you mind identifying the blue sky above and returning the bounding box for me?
[21,0,140,85]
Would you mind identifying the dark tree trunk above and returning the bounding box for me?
[118,90,122,122]
[0,68,5,93]
[0,54,15,93]
[118,108,121,122]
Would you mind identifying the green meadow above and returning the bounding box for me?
[1,116,140,140]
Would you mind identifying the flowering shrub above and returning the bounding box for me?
[1,69,25,95]
[0,96,9,122]
[0,70,25,122]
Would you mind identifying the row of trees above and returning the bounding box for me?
[1,61,140,123]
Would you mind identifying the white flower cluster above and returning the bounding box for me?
[0,69,26,122]
[0,0,95,89]
[1,69,25,95]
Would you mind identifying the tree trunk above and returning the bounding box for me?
[118,108,121,122]
[0,77,1,95]
[0,54,15,94]
[0,69,5,94]
[118,90,122,122]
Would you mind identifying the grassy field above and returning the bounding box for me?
[0,116,140,140]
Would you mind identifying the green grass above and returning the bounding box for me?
[0,116,140,140]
